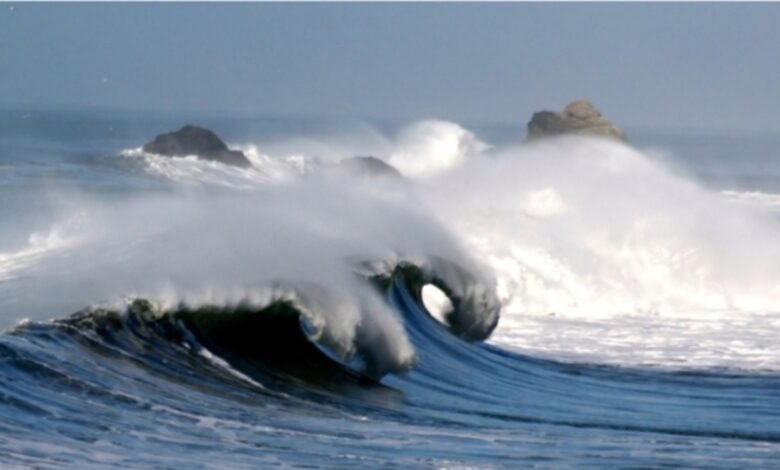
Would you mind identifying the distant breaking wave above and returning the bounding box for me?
[722,189,780,207]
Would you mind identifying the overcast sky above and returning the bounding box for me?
[2,3,779,131]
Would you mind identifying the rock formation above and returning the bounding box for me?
[333,156,404,179]
[526,100,626,142]
[142,125,251,168]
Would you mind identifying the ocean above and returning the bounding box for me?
[1,107,779,468]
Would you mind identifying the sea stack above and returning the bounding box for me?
[526,100,626,142]
[142,125,251,168]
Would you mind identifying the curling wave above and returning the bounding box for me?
[5,119,780,373]
[3,113,780,468]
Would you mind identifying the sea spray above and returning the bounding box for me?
[417,135,780,369]
[6,119,780,369]
[0,173,492,374]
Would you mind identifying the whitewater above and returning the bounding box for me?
[1,109,779,468]
[6,117,780,371]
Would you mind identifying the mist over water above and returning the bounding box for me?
[3,116,780,372]
[0,175,491,374]
[418,136,780,369]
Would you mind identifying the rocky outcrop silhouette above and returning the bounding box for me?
[334,156,403,179]
[526,101,626,142]
[142,125,251,167]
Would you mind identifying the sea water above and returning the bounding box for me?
[1,107,779,468]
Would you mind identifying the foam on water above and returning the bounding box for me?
[8,119,780,371]
[4,113,780,468]
[388,120,488,177]
[0,221,82,284]
[415,135,780,370]
[0,170,484,375]
[120,147,286,188]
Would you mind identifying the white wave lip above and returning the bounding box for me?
[389,120,489,178]
[0,173,478,376]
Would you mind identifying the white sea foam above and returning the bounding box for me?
[10,122,780,371]
[0,220,84,284]
[120,147,288,188]
[416,135,780,370]
[388,120,488,177]
[121,119,487,185]
[0,175,478,375]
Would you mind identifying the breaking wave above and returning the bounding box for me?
[4,114,780,468]
[4,121,780,372]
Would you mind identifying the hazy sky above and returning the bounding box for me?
[2,3,779,131]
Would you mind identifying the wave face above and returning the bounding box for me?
[1,278,778,468]
[1,109,780,467]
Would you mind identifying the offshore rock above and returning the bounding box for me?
[526,100,626,142]
[322,156,406,181]
[333,156,404,179]
[142,125,251,168]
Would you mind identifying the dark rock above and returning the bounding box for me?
[526,100,626,142]
[142,125,251,168]
[333,156,404,179]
